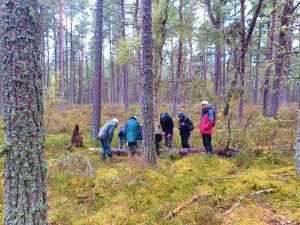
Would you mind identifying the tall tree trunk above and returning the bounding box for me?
[283,21,293,107]
[237,0,263,123]
[253,18,262,104]
[269,1,293,118]
[91,0,103,139]
[77,53,83,104]
[153,0,169,114]
[170,37,174,102]
[53,13,58,80]
[121,0,129,112]
[40,6,46,87]
[296,79,300,172]
[141,0,156,166]
[205,0,222,95]
[172,0,183,116]
[263,0,276,116]
[46,27,50,88]
[73,53,77,104]
[65,17,69,104]
[70,18,74,105]
[223,0,263,118]
[59,0,64,111]
[135,0,143,114]
[109,30,115,104]
[77,33,84,105]
[86,41,91,104]
[0,3,3,115]
[2,0,48,223]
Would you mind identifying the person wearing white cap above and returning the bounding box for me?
[98,118,119,161]
[199,101,215,154]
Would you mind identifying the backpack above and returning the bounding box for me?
[203,108,216,127]
[186,117,194,131]
[212,109,216,127]
[190,124,194,131]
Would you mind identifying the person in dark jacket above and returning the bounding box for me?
[160,112,174,148]
[98,118,119,161]
[178,112,194,148]
[118,126,126,149]
[123,116,141,157]
[199,101,215,154]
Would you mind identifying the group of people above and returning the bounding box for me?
[97,101,215,161]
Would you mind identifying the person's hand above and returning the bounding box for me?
[162,132,165,137]
[182,122,186,126]
[167,134,172,138]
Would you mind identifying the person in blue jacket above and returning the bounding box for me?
[118,126,126,149]
[123,116,141,157]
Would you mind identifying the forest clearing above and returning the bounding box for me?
[0,0,300,224]
[0,103,299,224]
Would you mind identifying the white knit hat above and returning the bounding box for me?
[201,101,209,106]
[112,118,119,124]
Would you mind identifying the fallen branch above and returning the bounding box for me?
[222,196,244,216]
[88,147,240,157]
[279,173,296,177]
[210,176,238,179]
[250,188,273,196]
[164,193,212,220]
[222,189,274,216]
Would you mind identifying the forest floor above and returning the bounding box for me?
[0,103,299,225]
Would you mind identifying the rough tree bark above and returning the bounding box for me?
[269,1,293,118]
[141,0,156,165]
[46,27,50,88]
[2,0,48,223]
[262,0,276,116]
[91,0,103,139]
[296,79,300,172]
[0,2,3,115]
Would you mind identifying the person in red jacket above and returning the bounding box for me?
[199,101,215,153]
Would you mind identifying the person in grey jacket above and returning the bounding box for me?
[98,118,119,161]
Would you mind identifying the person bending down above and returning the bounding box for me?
[98,118,119,161]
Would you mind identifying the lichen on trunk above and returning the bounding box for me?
[1,0,48,223]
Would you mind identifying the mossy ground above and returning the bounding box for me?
[0,103,299,224]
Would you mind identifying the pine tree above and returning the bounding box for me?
[2,0,48,223]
